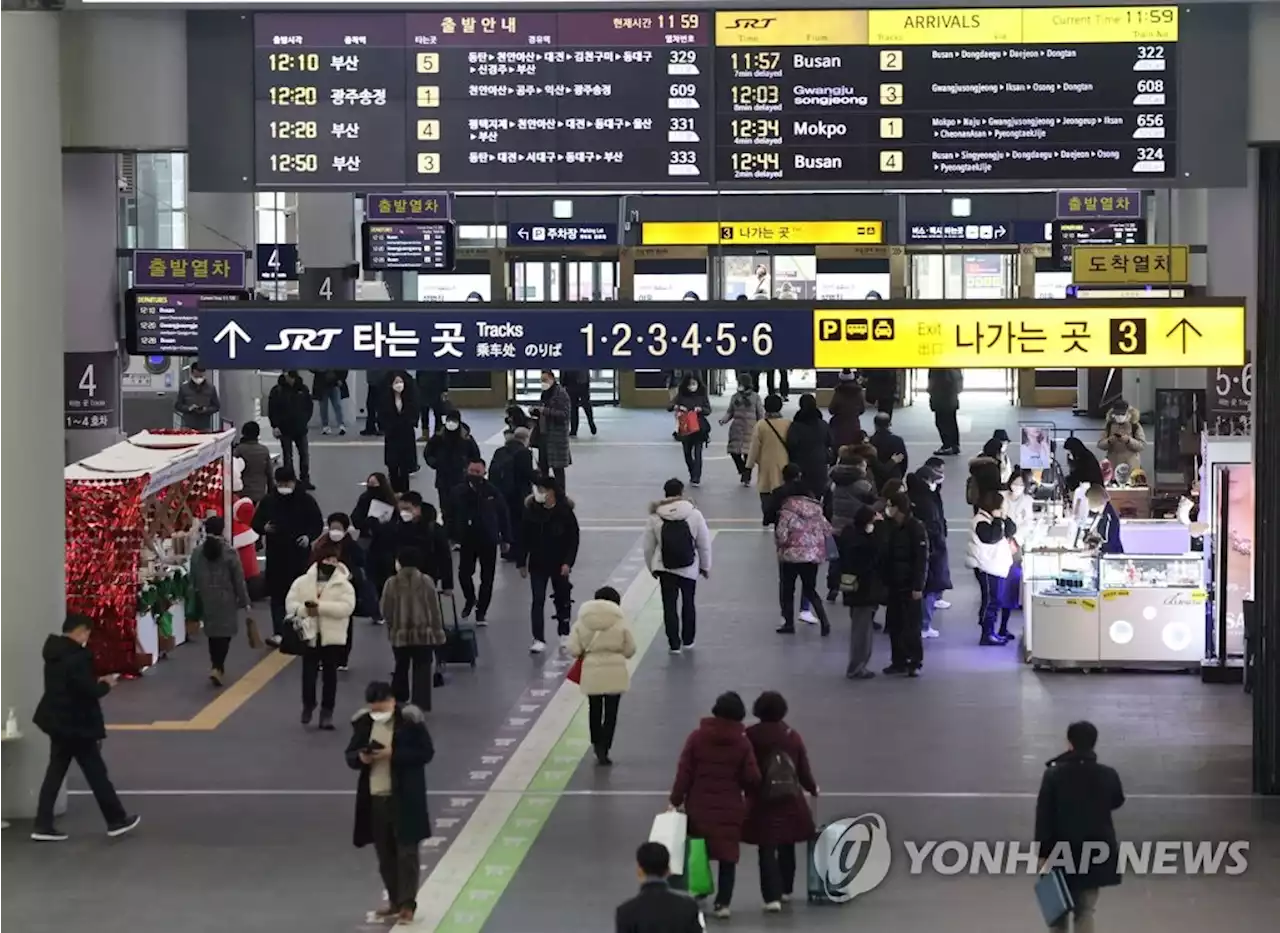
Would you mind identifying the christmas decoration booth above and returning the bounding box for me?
[64,429,236,675]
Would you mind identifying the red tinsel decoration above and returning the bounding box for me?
[66,430,225,675]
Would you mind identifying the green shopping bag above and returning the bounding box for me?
[686,838,714,898]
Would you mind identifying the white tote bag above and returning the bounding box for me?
[648,811,688,876]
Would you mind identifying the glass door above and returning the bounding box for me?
[508,257,619,404]
[908,252,1016,401]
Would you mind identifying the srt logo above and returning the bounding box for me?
[726,17,777,28]
[265,328,343,351]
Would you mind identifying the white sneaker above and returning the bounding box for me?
[934,599,952,610]
[321,426,332,435]
[763,901,782,913]
[338,426,346,436]
[529,640,546,654]
[923,627,941,639]
[779,893,791,903]
[799,608,818,625]
[669,646,682,655]
[712,906,731,920]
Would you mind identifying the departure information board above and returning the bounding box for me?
[254,6,1179,188]
[361,221,457,271]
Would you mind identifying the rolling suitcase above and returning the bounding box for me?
[806,801,839,904]
[436,592,478,669]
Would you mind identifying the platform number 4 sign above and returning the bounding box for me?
[64,350,118,431]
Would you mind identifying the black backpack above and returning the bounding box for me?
[761,747,802,800]
[660,517,697,569]
[489,445,516,496]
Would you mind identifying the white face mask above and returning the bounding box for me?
[737,385,750,395]
[1010,486,1025,499]
[399,509,415,522]
[1112,414,1128,424]
[688,383,699,392]
[278,486,294,496]
[369,710,393,723]
[541,381,553,392]
[444,420,459,432]
[928,481,940,492]
[191,376,205,385]
[328,529,345,542]
[865,524,875,534]
[533,488,548,504]
[392,381,405,393]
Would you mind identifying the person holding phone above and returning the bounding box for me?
[346,681,435,926]
[31,614,139,841]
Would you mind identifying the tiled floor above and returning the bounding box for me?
[5,394,1274,933]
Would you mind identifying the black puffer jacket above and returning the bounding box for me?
[424,418,481,493]
[907,472,951,592]
[876,515,929,595]
[267,374,313,436]
[33,635,109,740]
[829,463,876,534]
[517,496,580,575]
[786,408,833,497]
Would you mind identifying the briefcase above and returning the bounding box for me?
[1034,868,1075,927]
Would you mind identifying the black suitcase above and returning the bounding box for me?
[436,592,478,669]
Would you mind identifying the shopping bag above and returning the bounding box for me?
[245,616,264,650]
[565,656,584,684]
[648,812,688,876]
[677,409,701,437]
[1034,868,1074,927]
[686,838,714,898]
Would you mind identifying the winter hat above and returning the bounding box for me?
[915,465,943,485]
[838,369,857,382]
[992,429,1010,443]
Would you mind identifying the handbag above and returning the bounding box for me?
[685,838,715,898]
[565,631,598,684]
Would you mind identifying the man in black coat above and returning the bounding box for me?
[906,467,950,639]
[1035,721,1125,930]
[31,614,138,840]
[616,841,703,933]
[371,492,454,597]
[489,427,537,561]
[516,476,580,653]
[424,410,481,527]
[869,411,908,479]
[252,466,325,646]
[928,368,964,456]
[267,370,315,489]
[446,458,512,624]
[560,369,598,437]
[877,491,928,677]
[345,681,435,926]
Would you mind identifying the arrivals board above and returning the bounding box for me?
[254,6,1178,188]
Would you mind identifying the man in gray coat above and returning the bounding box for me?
[532,370,573,488]
[175,362,221,430]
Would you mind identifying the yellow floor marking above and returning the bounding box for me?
[107,650,295,732]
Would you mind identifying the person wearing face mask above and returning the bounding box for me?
[1062,437,1105,508]
[746,394,793,524]
[988,429,1014,484]
[1097,400,1145,472]
[869,411,908,480]
[1083,485,1124,556]
[877,492,928,675]
[319,513,369,670]
[424,409,481,528]
[490,427,536,562]
[967,491,1018,646]
[669,372,712,487]
[286,540,357,730]
[189,515,250,686]
[31,614,139,841]
[380,548,447,711]
[267,370,315,490]
[353,473,398,545]
[720,378,765,485]
[372,492,455,600]
[516,476,580,654]
[967,439,1006,515]
[446,458,512,624]
[560,369,598,437]
[346,680,435,927]
[253,466,325,648]
[838,505,884,679]
[906,466,950,639]
[531,370,573,487]
[774,483,833,636]
[174,361,221,431]
[379,370,420,493]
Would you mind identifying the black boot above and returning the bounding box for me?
[594,745,613,766]
[318,709,335,730]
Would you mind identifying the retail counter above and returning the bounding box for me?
[1022,516,1204,671]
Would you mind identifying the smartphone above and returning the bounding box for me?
[363,739,385,755]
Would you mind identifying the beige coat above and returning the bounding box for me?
[567,599,636,696]
[285,563,357,648]
[1097,407,1146,472]
[746,415,793,493]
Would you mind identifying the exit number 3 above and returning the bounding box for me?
[1109,318,1147,355]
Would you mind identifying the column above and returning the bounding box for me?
[187,192,259,429]
[63,152,127,463]
[1,10,68,820]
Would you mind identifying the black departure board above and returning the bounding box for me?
[254,10,711,188]
[361,221,457,271]
[254,6,1179,188]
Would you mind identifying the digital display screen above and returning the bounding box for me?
[124,291,252,357]
[255,6,1178,188]
[361,221,457,271]
[1051,219,1146,270]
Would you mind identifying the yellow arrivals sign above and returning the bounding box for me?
[811,302,1245,369]
[1072,246,1190,285]
[642,221,883,246]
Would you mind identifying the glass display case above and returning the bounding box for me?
[1098,554,1207,668]
[1025,548,1099,597]
[1023,545,1101,668]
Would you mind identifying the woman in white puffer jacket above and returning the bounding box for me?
[966,491,1017,647]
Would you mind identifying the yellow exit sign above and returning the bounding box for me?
[812,302,1245,369]
[642,221,883,246]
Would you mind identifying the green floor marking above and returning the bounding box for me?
[435,591,666,933]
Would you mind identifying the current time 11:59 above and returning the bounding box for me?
[580,321,774,357]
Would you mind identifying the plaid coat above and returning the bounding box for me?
[537,382,573,470]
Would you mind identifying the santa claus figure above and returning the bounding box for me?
[231,497,261,586]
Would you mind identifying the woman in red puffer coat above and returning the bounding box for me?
[743,691,819,911]
[669,691,761,920]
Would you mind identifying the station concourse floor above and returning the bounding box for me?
[5,394,1278,933]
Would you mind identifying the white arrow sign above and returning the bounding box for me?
[214,321,251,359]
[517,227,530,240]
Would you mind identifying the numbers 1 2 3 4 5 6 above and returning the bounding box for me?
[579,321,774,357]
